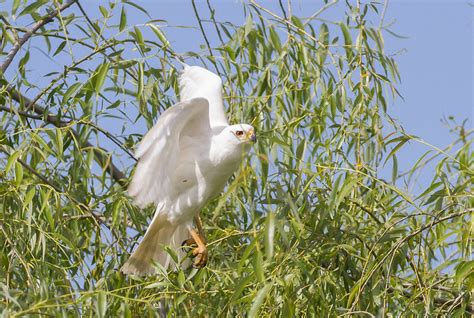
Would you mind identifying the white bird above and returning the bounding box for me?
[121,64,256,275]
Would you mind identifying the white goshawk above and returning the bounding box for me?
[121,64,256,275]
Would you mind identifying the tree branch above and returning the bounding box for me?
[388,285,473,314]
[0,0,77,73]
[0,104,137,162]
[6,88,128,188]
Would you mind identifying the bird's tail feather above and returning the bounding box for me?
[121,214,190,275]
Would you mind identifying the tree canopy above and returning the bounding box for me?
[0,0,472,316]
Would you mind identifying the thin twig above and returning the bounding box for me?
[191,0,214,60]
[206,0,225,46]
[303,0,339,26]
[0,0,77,73]
[26,43,114,111]
[191,0,221,77]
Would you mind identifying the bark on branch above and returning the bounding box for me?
[6,87,128,188]
[0,0,77,73]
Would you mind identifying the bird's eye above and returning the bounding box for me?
[235,130,244,137]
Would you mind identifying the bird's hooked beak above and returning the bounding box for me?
[247,129,257,143]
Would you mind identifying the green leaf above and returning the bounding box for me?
[93,63,110,93]
[269,27,282,53]
[14,162,23,186]
[99,6,108,18]
[19,0,47,17]
[384,135,411,166]
[55,128,63,157]
[340,22,353,61]
[455,260,474,286]
[133,26,146,52]
[391,154,398,183]
[12,0,21,14]
[96,290,107,318]
[253,248,265,283]
[119,7,127,32]
[23,187,36,206]
[62,82,82,105]
[230,274,254,303]
[244,14,253,37]
[137,62,144,101]
[6,151,21,174]
[52,41,67,57]
[148,24,169,47]
[123,0,150,17]
[264,211,275,260]
[177,270,186,288]
[248,283,272,318]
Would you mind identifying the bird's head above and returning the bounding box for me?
[226,124,257,145]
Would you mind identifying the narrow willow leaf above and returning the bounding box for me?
[253,248,265,283]
[248,283,272,318]
[455,260,474,286]
[340,22,353,61]
[56,128,63,157]
[269,27,281,53]
[119,7,127,32]
[53,41,66,56]
[112,199,121,226]
[334,175,360,209]
[177,270,186,288]
[238,238,257,273]
[148,24,169,47]
[62,82,82,105]
[6,151,21,174]
[133,26,146,52]
[264,211,275,260]
[230,274,254,302]
[244,14,253,37]
[391,154,398,184]
[383,135,411,166]
[12,0,21,14]
[23,186,36,207]
[18,0,46,17]
[14,162,23,186]
[96,291,107,318]
[93,63,110,93]
[99,6,108,18]
[318,23,329,64]
[123,0,150,17]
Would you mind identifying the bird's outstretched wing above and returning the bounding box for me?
[128,97,210,208]
[179,64,229,128]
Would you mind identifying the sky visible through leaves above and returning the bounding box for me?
[7,0,471,190]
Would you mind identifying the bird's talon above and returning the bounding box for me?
[192,247,208,268]
[181,238,196,247]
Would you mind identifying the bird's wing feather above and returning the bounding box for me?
[179,64,229,128]
[128,97,211,207]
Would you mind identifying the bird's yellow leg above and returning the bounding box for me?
[182,215,206,246]
[194,215,206,244]
[188,228,208,268]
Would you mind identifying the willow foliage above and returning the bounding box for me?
[0,1,472,316]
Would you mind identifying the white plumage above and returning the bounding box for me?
[121,65,256,275]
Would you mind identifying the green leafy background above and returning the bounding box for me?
[0,1,472,316]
